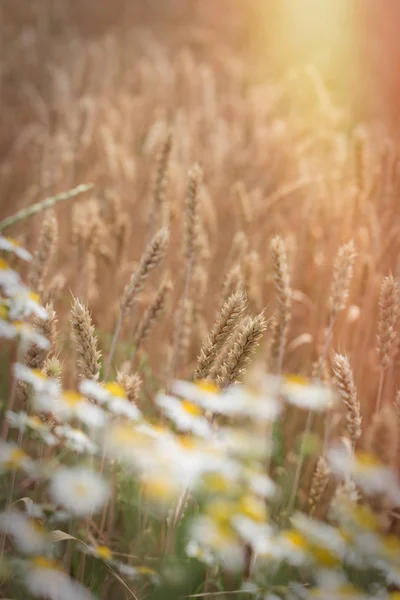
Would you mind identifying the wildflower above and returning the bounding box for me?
[116,563,160,583]
[189,515,244,571]
[0,235,32,260]
[80,379,141,420]
[328,445,400,501]
[6,411,57,446]
[14,363,58,394]
[216,426,272,461]
[53,424,97,454]
[8,288,48,321]
[156,393,212,437]
[49,467,110,516]
[85,544,113,561]
[0,257,22,294]
[32,388,106,428]
[24,556,96,600]
[0,321,50,349]
[273,529,311,566]
[291,513,347,558]
[0,510,49,554]
[233,516,274,555]
[0,441,34,474]
[267,374,336,411]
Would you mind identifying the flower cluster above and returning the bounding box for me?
[1,234,400,600]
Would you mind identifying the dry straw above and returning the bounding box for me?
[269,235,292,374]
[214,313,267,388]
[29,212,58,294]
[331,352,361,447]
[183,164,202,266]
[71,297,101,381]
[194,290,247,381]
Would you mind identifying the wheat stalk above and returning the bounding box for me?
[329,240,356,321]
[28,212,58,294]
[214,313,267,388]
[194,290,247,381]
[331,352,361,447]
[367,405,397,469]
[71,297,101,381]
[309,456,331,517]
[269,235,292,374]
[148,131,173,234]
[117,362,142,403]
[131,278,172,360]
[376,275,399,412]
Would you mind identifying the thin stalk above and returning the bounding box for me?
[0,183,93,231]
[376,367,385,413]
[104,314,123,380]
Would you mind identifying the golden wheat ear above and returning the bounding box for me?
[71,296,101,381]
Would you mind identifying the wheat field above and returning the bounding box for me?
[1,2,400,599]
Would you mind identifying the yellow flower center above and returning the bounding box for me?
[202,473,230,493]
[96,545,112,560]
[5,237,19,247]
[310,545,340,567]
[5,447,27,469]
[0,303,9,320]
[283,529,308,550]
[0,258,10,270]
[137,566,156,576]
[29,291,40,304]
[355,451,382,471]
[238,495,267,523]
[73,482,89,498]
[284,374,309,387]
[352,505,380,532]
[31,369,46,380]
[207,499,236,523]
[63,391,82,406]
[195,380,220,394]
[177,434,197,449]
[143,477,176,502]
[32,556,62,571]
[104,382,126,398]
[181,399,202,416]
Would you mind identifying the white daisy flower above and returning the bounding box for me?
[53,424,97,454]
[31,388,106,429]
[6,411,57,446]
[328,445,400,501]
[170,379,221,405]
[205,384,281,421]
[189,516,244,571]
[9,288,48,321]
[24,556,96,600]
[245,469,276,499]
[0,321,50,349]
[232,516,274,555]
[84,543,113,561]
[216,426,271,460]
[290,513,347,558]
[80,379,126,405]
[156,393,212,437]
[0,441,35,475]
[115,563,159,583]
[0,235,32,261]
[49,466,110,516]
[265,374,336,411]
[0,257,22,294]
[107,396,142,420]
[0,510,50,555]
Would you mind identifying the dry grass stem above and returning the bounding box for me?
[367,405,398,469]
[148,132,173,234]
